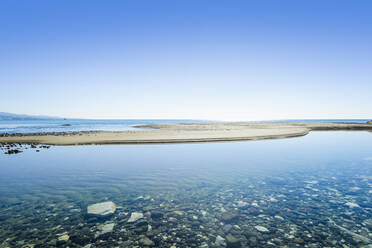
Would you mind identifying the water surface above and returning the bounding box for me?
[0,119,368,134]
[0,119,203,134]
[0,131,371,247]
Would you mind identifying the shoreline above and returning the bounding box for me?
[0,121,372,146]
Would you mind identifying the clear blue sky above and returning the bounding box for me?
[1,0,371,120]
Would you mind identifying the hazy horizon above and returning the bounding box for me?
[1,111,371,122]
[1,1,371,120]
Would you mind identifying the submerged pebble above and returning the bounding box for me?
[255,225,269,232]
[87,201,116,216]
[95,223,115,238]
[139,237,154,246]
[127,212,143,222]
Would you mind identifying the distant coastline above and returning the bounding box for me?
[0,112,62,121]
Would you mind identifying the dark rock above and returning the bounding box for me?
[135,220,148,227]
[69,234,91,246]
[226,234,241,248]
[220,212,239,223]
[5,149,22,154]
[151,211,164,220]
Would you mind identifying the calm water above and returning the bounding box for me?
[0,119,369,134]
[0,131,372,247]
[0,119,203,134]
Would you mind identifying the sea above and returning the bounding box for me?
[0,119,203,134]
[0,119,369,134]
[0,119,371,247]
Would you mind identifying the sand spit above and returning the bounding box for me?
[0,122,372,146]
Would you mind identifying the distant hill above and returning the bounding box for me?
[0,112,62,120]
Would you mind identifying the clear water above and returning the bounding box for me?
[0,119,369,134]
[0,131,371,247]
[0,119,203,134]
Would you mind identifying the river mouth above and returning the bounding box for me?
[0,131,371,247]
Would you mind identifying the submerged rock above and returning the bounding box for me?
[87,201,116,216]
[95,223,115,238]
[225,234,241,247]
[173,210,184,216]
[56,234,69,246]
[255,225,269,232]
[151,211,163,220]
[329,219,371,244]
[58,234,69,242]
[274,215,284,221]
[128,212,143,222]
[215,235,226,246]
[345,202,360,208]
[236,200,249,208]
[223,224,233,233]
[139,237,154,246]
[220,212,239,223]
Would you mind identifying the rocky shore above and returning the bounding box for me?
[0,142,51,155]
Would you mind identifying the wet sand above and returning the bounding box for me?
[0,122,371,145]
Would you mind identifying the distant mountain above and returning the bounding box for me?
[0,112,62,120]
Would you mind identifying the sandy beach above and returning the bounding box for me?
[0,121,371,146]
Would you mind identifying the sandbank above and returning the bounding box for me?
[0,122,371,146]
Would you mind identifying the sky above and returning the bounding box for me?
[1,0,371,120]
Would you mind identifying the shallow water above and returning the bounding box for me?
[0,131,371,247]
[0,119,203,134]
[0,119,369,134]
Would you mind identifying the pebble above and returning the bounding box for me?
[139,237,154,246]
[95,223,115,238]
[274,215,284,220]
[215,235,226,246]
[345,202,360,208]
[222,224,232,233]
[173,210,184,216]
[58,234,69,242]
[87,201,116,216]
[255,225,269,232]
[128,212,144,222]
[225,234,240,246]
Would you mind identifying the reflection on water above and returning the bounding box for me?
[0,132,371,247]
